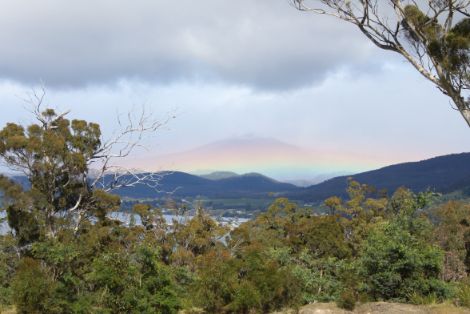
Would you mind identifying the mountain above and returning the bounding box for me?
[114,171,298,199]
[4,170,298,200]
[6,152,470,205]
[122,137,349,183]
[285,172,353,187]
[286,152,470,202]
[200,171,239,180]
[214,173,295,194]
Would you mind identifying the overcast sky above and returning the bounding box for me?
[0,0,468,179]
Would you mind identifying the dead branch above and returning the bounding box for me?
[290,0,470,127]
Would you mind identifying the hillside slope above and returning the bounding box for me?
[114,171,298,199]
[7,152,470,202]
[286,152,470,202]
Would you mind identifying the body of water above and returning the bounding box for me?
[0,210,249,235]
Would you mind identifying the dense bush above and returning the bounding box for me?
[0,234,15,308]
[12,257,61,313]
[360,220,449,302]
[3,181,470,313]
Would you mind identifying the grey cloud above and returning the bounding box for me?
[0,0,377,90]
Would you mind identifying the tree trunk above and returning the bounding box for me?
[447,88,470,128]
[460,108,470,128]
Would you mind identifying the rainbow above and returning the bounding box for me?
[118,138,422,181]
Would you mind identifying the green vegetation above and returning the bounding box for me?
[0,109,470,313]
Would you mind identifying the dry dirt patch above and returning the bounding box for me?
[276,302,470,314]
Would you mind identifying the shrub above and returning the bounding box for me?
[336,289,356,311]
[0,239,14,307]
[87,248,181,314]
[360,218,449,302]
[12,257,61,314]
[456,284,470,308]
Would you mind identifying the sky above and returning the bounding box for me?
[0,0,469,181]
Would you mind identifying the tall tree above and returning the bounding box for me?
[0,103,166,242]
[0,109,103,239]
[291,0,470,127]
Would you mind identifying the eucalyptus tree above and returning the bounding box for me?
[291,0,470,127]
[0,101,167,243]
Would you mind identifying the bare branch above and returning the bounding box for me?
[290,0,470,127]
[88,106,175,193]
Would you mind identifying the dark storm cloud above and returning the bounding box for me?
[0,0,375,90]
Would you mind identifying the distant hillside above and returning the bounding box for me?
[114,171,298,199]
[6,152,470,204]
[286,152,470,202]
[5,171,297,200]
[199,171,239,180]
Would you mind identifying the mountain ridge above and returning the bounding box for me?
[6,152,470,204]
[286,152,470,202]
[113,170,298,199]
[199,171,239,180]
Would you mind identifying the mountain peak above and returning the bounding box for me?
[199,171,239,180]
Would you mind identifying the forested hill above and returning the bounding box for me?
[7,152,470,202]
[113,171,298,198]
[4,171,297,200]
[286,152,470,202]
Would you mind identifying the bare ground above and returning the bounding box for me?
[2,303,470,314]
[275,302,470,314]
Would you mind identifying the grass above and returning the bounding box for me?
[409,292,440,305]
[0,306,15,314]
[456,284,470,308]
